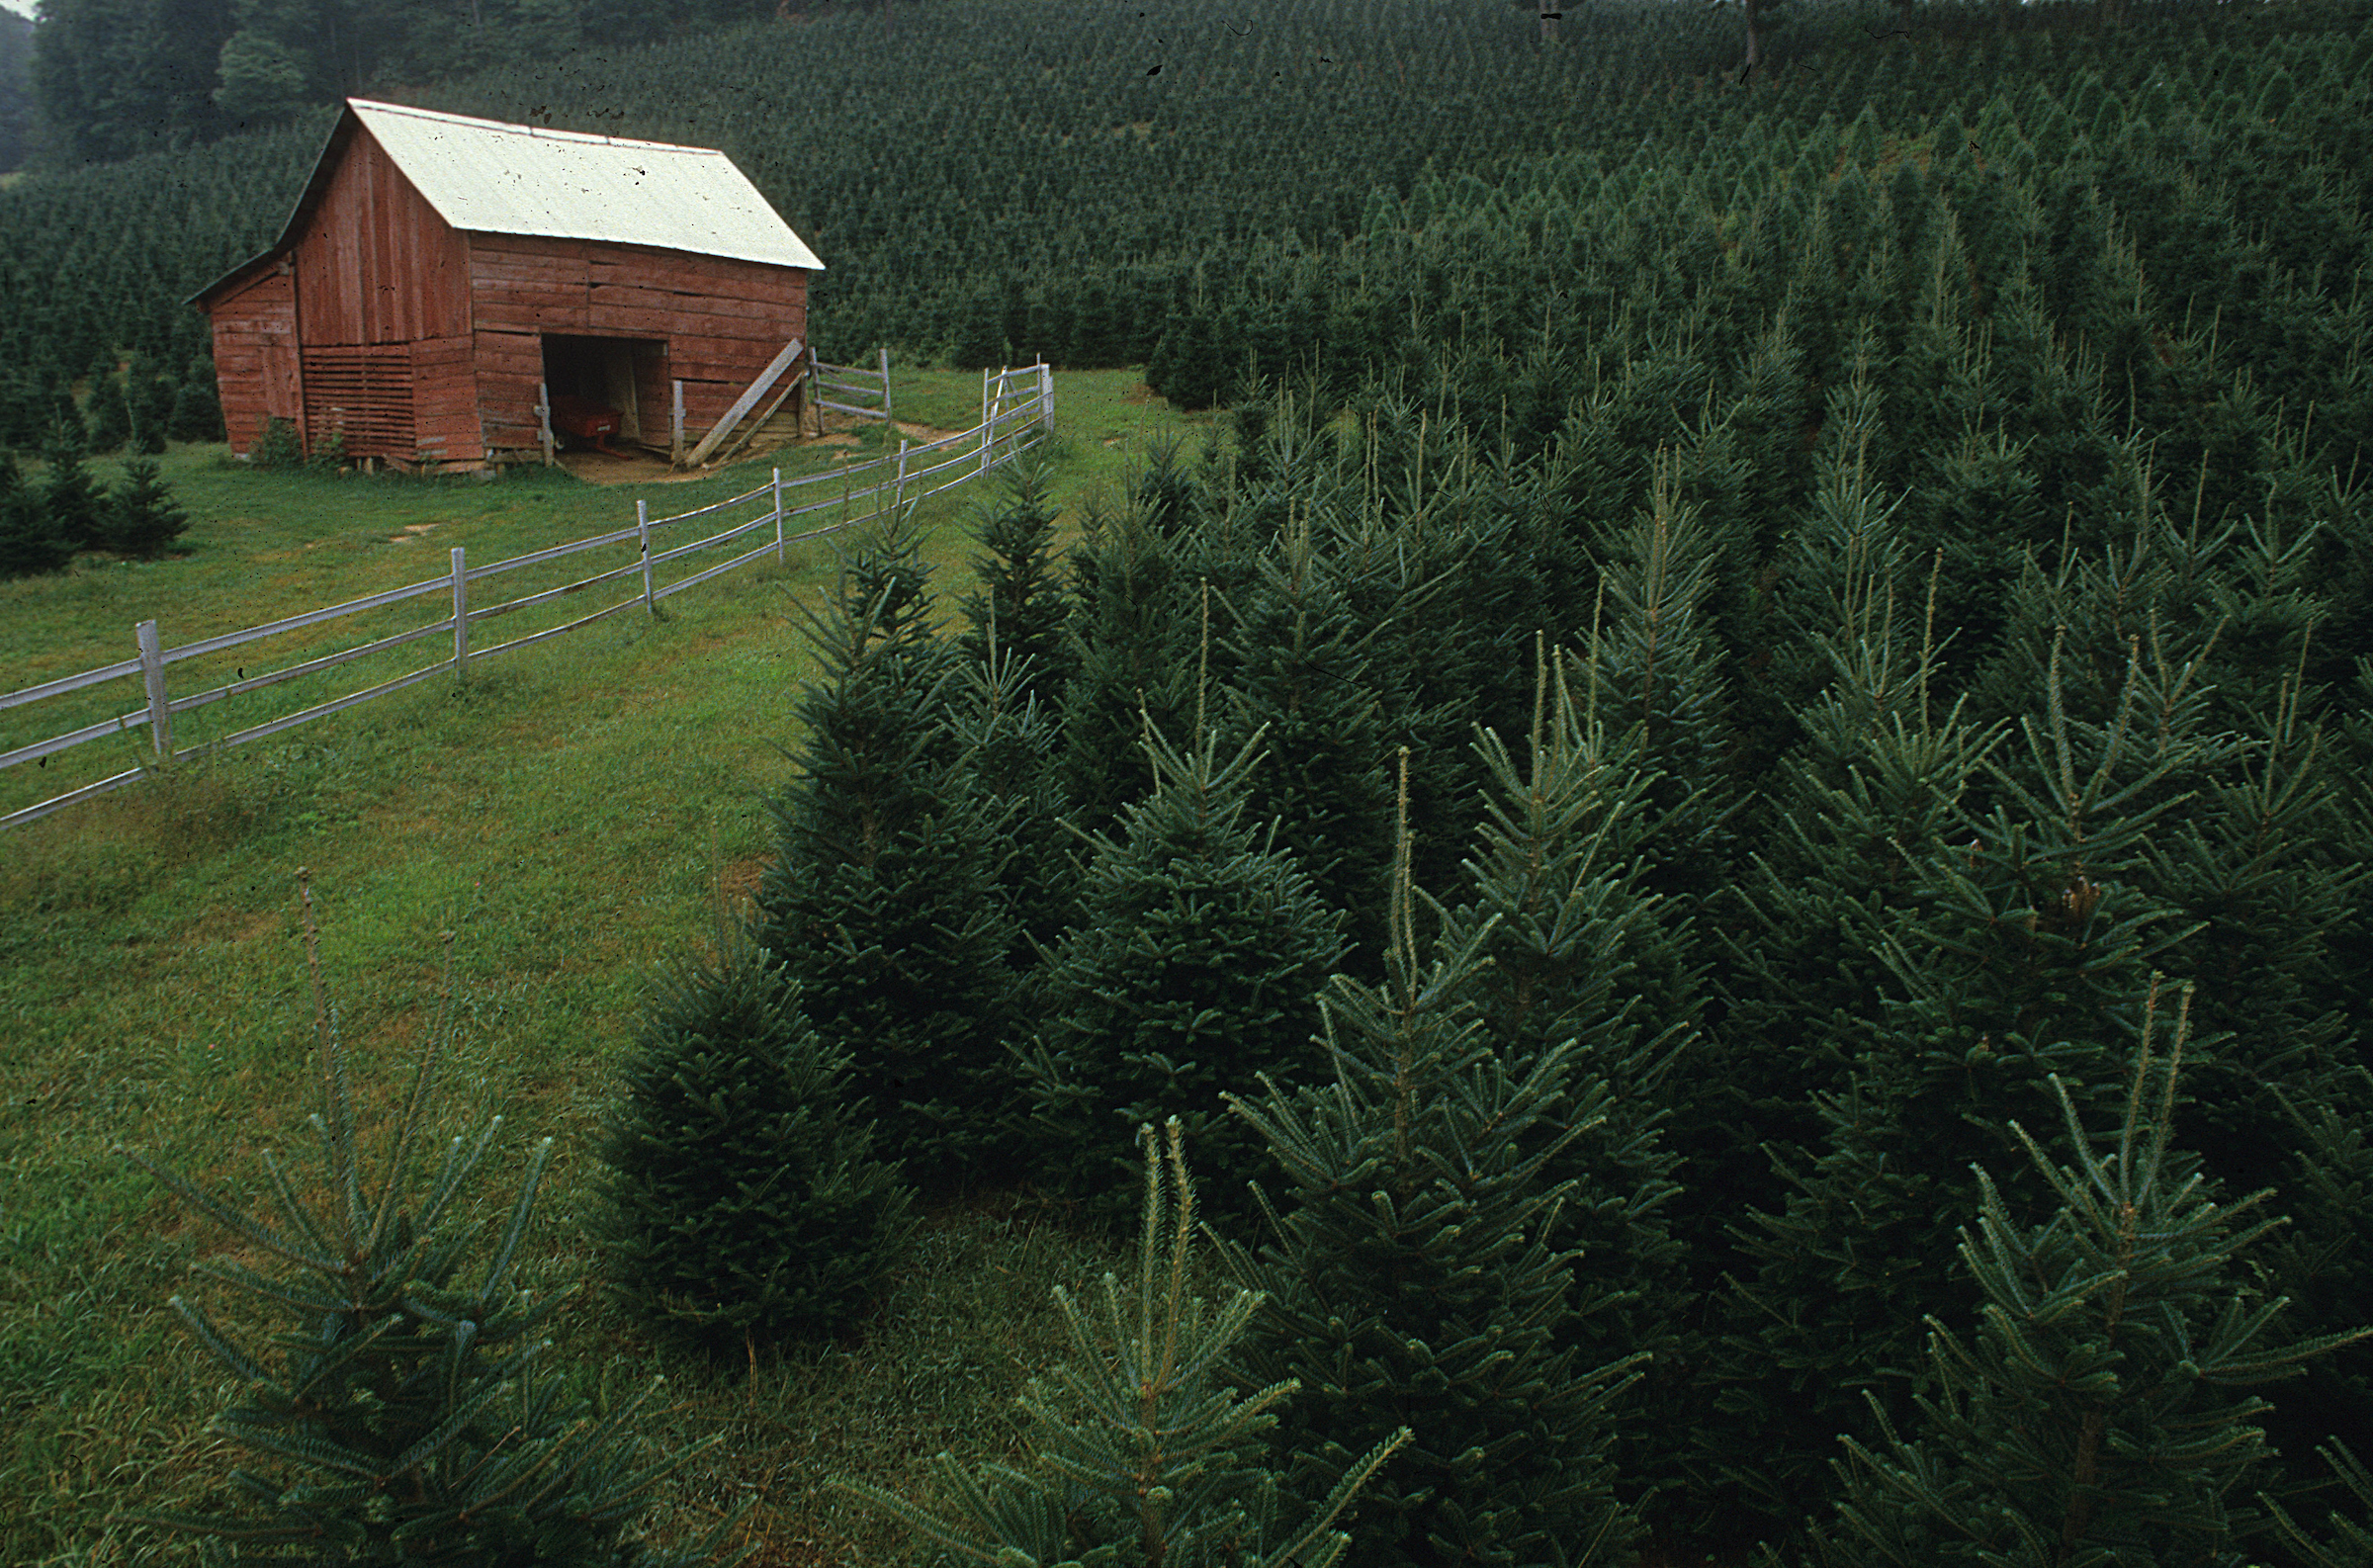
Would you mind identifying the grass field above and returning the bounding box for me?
[0,366,1254,1567]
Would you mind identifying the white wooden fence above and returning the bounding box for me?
[0,361,1053,833]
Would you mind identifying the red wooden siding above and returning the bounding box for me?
[291,129,470,348]
[466,234,807,458]
[206,266,301,457]
[411,335,482,467]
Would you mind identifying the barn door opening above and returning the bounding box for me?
[540,335,661,448]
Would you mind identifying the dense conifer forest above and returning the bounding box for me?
[7,0,2373,1560]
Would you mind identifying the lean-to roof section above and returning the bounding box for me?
[348,100,825,271]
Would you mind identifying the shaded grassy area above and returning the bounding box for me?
[0,366,1230,1567]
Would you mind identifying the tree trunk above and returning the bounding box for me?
[1741,0,1764,78]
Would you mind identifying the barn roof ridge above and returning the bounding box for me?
[344,97,712,157]
[193,97,823,306]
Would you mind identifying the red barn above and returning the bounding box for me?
[192,99,824,474]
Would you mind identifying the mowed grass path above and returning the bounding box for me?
[0,368,1228,1567]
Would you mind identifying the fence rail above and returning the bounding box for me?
[0,360,1053,832]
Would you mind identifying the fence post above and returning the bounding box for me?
[451,546,470,683]
[880,346,892,422]
[134,619,172,765]
[638,499,656,614]
[537,382,555,467]
[1042,362,1053,429]
[895,438,909,511]
[671,382,685,466]
[773,467,786,565]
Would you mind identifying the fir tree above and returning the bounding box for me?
[1058,489,1196,841]
[125,350,173,454]
[833,1118,1415,1568]
[595,907,919,1362]
[170,355,225,443]
[944,619,1083,984]
[1437,635,1705,1524]
[0,454,72,578]
[100,457,190,559]
[1709,626,2231,1536]
[1013,709,1346,1241]
[956,457,1076,702]
[41,417,106,553]
[1219,508,1396,977]
[1204,750,1650,1568]
[950,460,1084,963]
[85,363,132,453]
[111,871,752,1568]
[754,506,1021,1195]
[1707,424,2007,1226]
[1579,447,1749,925]
[1805,976,2373,1567]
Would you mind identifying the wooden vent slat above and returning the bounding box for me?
[303,347,416,461]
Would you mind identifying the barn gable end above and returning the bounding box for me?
[193,100,822,475]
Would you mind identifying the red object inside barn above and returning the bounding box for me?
[549,393,624,454]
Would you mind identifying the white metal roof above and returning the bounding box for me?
[347,99,824,271]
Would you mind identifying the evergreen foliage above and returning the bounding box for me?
[1204,751,1650,1568]
[98,456,188,558]
[124,349,172,453]
[1217,504,1396,976]
[2266,1440,2373,1568]
[169,357,225,442]
[83,364,131,452]
[594,907,919,1362]
[1057,489,1195,842]
[111,872,753,1568]
[1802,976,2373,1567]
[1707,622,2235,1532]
[951,459,1085,960]
[1436,637,1702,1522]
[39,417,106,551]
[0,452,72,577]
[956,458,1076,702]
[1013,709,1345,1241]
[832,1118,1415,1568]
[754,507,1020,1194]
[1578,450,1748,923]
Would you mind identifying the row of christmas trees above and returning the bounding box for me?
[116,398,2373,1558]
[591,383,2373,1561]
[0,351,226,457]
[0,424,189,577]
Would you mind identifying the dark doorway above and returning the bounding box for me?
[540,335,664,447]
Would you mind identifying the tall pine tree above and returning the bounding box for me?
[1204,750,1650,1568]
[1013,702,1345,1241]
[1437,634,1703,1524]
[754,507,1020,1195]
[1708,623,2227,1539]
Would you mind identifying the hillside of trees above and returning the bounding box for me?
[6,0,2373,1558]
[17,0,942,167]
[0,12,32,172]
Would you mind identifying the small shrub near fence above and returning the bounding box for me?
[0,363,1053,832]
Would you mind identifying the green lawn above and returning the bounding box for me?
[0,365,1232,1567]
